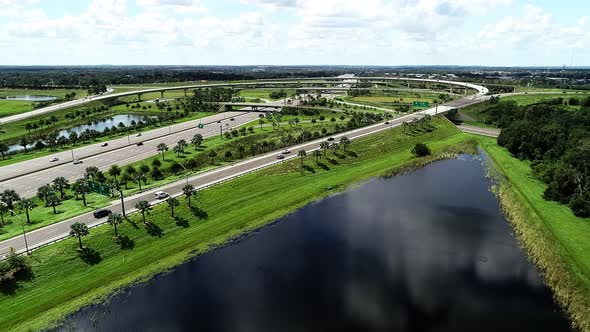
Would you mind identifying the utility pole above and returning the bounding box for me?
[220,125,223,139]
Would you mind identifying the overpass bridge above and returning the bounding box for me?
[0,77,488,124]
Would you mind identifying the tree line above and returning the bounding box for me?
[492,98,590,217]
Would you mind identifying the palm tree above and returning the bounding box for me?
[173,144,183,157]
[258,118,265,129]
[133,172,146,191]
[157,143,169,161]
[108,164,121,180]
[19,137,29,153]
[73,179,89,206]
[46,193,60,214]
[85,166,99,180]
[0,143,9,160]
[120,172,133,190]
[19,198,35,224]
[320,142,330,157]
[191,134,203,148]
[52,177,70,199]
[135,200,151,224]
[340,136,350,151]
[167,197,179,217]
[312,150,322,162]
[208,150,217,164]
[297,149,307,165]
[1,189,20,215]
[70,222,89,249]
[107,213,124,238]
[37,184,55,207]
[330,142,339,155]
[182,184,196,207]
[0,202,8,226]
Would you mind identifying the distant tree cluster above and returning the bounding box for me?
[493,99,590,217]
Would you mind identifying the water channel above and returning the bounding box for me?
[7,114,149,153]
[54,154,570,331]
[0,95,57,101]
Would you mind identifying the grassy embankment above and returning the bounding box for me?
[477,137,590,331]
[0,88,88,118]
[0,117,473,331]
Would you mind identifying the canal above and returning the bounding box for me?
[55,154,570,331]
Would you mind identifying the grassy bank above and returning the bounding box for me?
[0,117,472,331]
[478,137,590,331]
[0,89,88,118]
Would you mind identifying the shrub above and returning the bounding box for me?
[411,143,431,157]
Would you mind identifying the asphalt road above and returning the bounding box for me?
[0,104,457,257]
[456,124,501,138]
[0,111,262,197]
[0,89,114,124]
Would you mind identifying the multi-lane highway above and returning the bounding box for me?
[0,111,262,197]
[0,103,459,257]
[0,76,490,257]
[0,77,489,124]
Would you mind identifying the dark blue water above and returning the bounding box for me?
[8,114,149,153]
[55,155,570,332]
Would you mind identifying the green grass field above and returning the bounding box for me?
[477,136,590,329]
[0,117,471,331]
[0,194,111,242]
[502,93,589,106]
[458,92,588,127]
[0,89,88,118]
[238,88,295,100]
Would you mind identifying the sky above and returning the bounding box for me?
[0,0,589,66]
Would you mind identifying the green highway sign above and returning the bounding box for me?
[412,101,430,108]
[197,123,204,129]
[88,181,111,196]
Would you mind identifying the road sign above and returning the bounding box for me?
[412,101,430,108]
[88,181,111,196]
[197,123,204,129]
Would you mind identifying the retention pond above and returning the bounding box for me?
[55,154,570,331]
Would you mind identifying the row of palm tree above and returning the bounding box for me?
[68,184,200,250]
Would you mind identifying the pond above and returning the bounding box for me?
[0,95,57,101]
[54,154,570,331]
[7,114,150,153]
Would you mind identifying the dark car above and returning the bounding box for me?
[136,142,144,146]
[101,142,108,147]
[93,209,111,218]
[327,137,335,141]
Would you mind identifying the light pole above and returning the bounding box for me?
[9,210,29,255]
[178,163,190,186]
[119,189,126,217]
[71,146,75,161]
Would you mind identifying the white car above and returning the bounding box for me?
[49,157,59,162]
[72,159,83,165]
[282,149,291,154]
[154,191,169,199]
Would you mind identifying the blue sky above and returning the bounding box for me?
[0,0,588,66]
